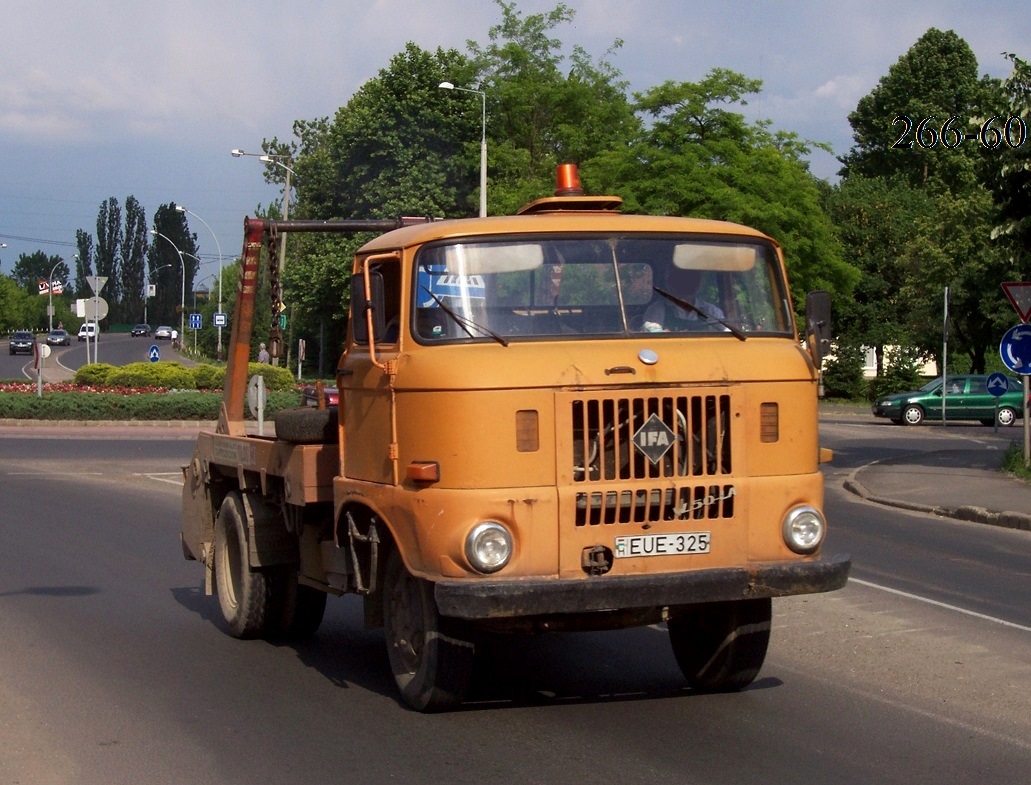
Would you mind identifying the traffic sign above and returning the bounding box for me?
[189,313,202,330]
[999,324,1031,375]
[76,296,109,321]
[279,313,287,329]
[149,345,160,363]
[86,276,108,295]
[214,312,227,327]
[986,372,1009,396]
[1002,281,1031,323]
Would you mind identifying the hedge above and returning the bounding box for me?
[0,390,299,421]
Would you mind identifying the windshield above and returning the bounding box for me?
[412,235,793,342]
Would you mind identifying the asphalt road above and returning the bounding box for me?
[0,426,1028,784]
[1,331,187,382]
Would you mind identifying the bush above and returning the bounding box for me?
[106,361,196,390]
[74,363,118,387]
[247,362,295,392]
[869,346,927,399]
[822,344,867,400]
[193,364,226,390]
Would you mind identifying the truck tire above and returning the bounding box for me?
[274,407,338,444]
[214,493,275,639]
[276,573,327,639]
[667,598,771,692]
[383,550,474,712]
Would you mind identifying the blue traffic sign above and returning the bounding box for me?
[149,345,160,363]
[986,372,1009,396]
[999,324,1031,375]
[214,312,227,327]
[189,312,202,330]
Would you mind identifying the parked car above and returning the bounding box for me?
[154,325,173,340]
[77,323,99,342]
[301,384,339,407]
[46,328,71,346]
[131,323,151,337]
[872,374,1027,426]
[9,331,34,355]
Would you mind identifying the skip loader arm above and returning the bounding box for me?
[215,218,410,436]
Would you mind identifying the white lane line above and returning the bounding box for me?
[135,472,183,487]
[850,577,1031,633]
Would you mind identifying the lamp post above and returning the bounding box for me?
[232,148,295,365]
[46,256,64,330]
[175,204,224,360]
[149,230,187,345]
[439,81,487,217]
[145,263,173,326]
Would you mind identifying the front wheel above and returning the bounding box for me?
[668,598,772,692]
[902,404,925,426]
[382,550,474,712]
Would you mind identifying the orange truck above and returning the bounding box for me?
[181,164,849,711]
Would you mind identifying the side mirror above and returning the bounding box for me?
[805,290,832,365]
[350,269,386,344]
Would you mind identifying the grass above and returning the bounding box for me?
[1002,443,1031,483]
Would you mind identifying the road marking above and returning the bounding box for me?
[850,577,1031,633]
[137,472,184,487]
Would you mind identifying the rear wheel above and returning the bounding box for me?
[383,550,474,711]
[668,598,772,692]
[214,493,274,639]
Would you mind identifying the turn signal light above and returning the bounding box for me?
[406,461,440,483]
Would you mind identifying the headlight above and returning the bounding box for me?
[465,522,512,574]
[782,506,825,554]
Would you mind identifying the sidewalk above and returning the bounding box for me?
[829,405,1031,532]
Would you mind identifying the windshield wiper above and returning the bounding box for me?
[653,287,747,341]
[421,289,509,347]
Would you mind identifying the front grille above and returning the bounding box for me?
[575,483,736,526]
[571,394,732,482]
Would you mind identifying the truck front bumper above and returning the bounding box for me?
[435,553,850,620]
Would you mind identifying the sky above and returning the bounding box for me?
[2,0,1028,288]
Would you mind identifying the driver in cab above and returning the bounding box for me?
[641,266,725,332]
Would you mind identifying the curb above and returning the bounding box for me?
[843,474,1031,533]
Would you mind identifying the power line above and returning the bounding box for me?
[0,232,77,247]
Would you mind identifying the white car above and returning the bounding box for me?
[154,325,173,340]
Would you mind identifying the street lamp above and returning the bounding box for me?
[47,255,73,332]
[144,263,173,326]
[439,81,487,217]
[175,204,224,360]
[149,230,187,345]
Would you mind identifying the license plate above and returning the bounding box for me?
[614,531,711,558]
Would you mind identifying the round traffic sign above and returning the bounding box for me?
[999,324,1031,375]
[986,372,1009,396]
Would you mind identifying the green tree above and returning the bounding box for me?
[120,196,148,323]
[147,203,199,330]
[826,176,936,373]
[75,229,94,298]
[987,53,1031,265]
[840,27,1001,194]
[95,197,123,313]
[590,68,858,311]
[11,250,70,296]
[903,186,1015,373]
[468,0,636,213]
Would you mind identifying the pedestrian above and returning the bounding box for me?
[257,342,270,363]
